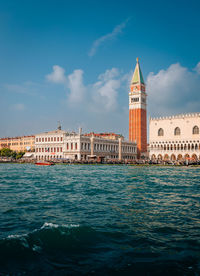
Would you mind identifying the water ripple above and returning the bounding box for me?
[0,164,200,274]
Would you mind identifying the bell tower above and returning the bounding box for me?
[129,58,147,158]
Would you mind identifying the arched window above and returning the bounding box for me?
[181,144,183,150]
[158,128,164,136]
[193,126,199,134]
[167,145,169,150]
[174,127,181,136]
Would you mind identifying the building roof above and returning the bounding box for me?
[84,132,124,140]
[131,58,145,85]
[0,135,35,141]
[36,129,66,136]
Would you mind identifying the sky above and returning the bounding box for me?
[0,0,200,139]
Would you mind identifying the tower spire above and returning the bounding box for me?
[131,57,145,85]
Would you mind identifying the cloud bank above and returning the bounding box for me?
[46,62,200,123]
[46,65,125,112]
[147,62,200,117]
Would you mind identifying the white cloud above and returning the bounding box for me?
[98,68,119,82]
[195,62,200,74]
[46,65,67,84]
[88,19,130,57]
[146,62,200,117]
[11,103,25,111]
[92,68,120,111]
[47,65,123,111]
[67,69,85,103]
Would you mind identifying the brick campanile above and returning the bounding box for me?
[129,58,147,158]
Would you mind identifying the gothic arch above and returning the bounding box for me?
[167,144,169,150]
[174,144,176,150]
[181,144,183,150]
[171,154,176,161]
[192,154,197,161]
[191,144,194,150]
[177,154,183,160]
[151,154,156,160]
[164,154,169,160]
[158,154,162,160]
[184,154,190,160]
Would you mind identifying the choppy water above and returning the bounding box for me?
[0,164,200,275]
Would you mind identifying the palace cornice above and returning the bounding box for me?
[150,113,200,121]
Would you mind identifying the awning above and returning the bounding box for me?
[23,153,34,158]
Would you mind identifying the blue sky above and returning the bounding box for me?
[0,0,200,138]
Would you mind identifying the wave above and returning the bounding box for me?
[1,222,95,253]
[0,222,111,274]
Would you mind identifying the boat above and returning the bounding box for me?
[35,161,55,166]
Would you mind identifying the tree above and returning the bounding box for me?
[16,151,25,159]
[0,148,13,157]
[11,151,17,159]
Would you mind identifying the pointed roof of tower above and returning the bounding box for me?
[131,58,145,85]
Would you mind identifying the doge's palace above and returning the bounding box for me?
[149,113,200,161]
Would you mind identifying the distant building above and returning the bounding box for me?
[149,113,200,161]
[35,128,65,160]
[34,128,137,161]
[84,132,124,140]
[0,135,35,152]
[129,58,147,158]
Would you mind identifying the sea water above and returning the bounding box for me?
[0,164,200,275]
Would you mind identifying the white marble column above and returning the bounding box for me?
[90,135,94,156]
[119,137,122,161]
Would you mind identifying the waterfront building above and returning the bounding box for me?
[84,132,124,140]
[149,113,200,161]
[0,135,35,152]
[34,128,65,160]
[129,58,147,158]
[34,128,137,161]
